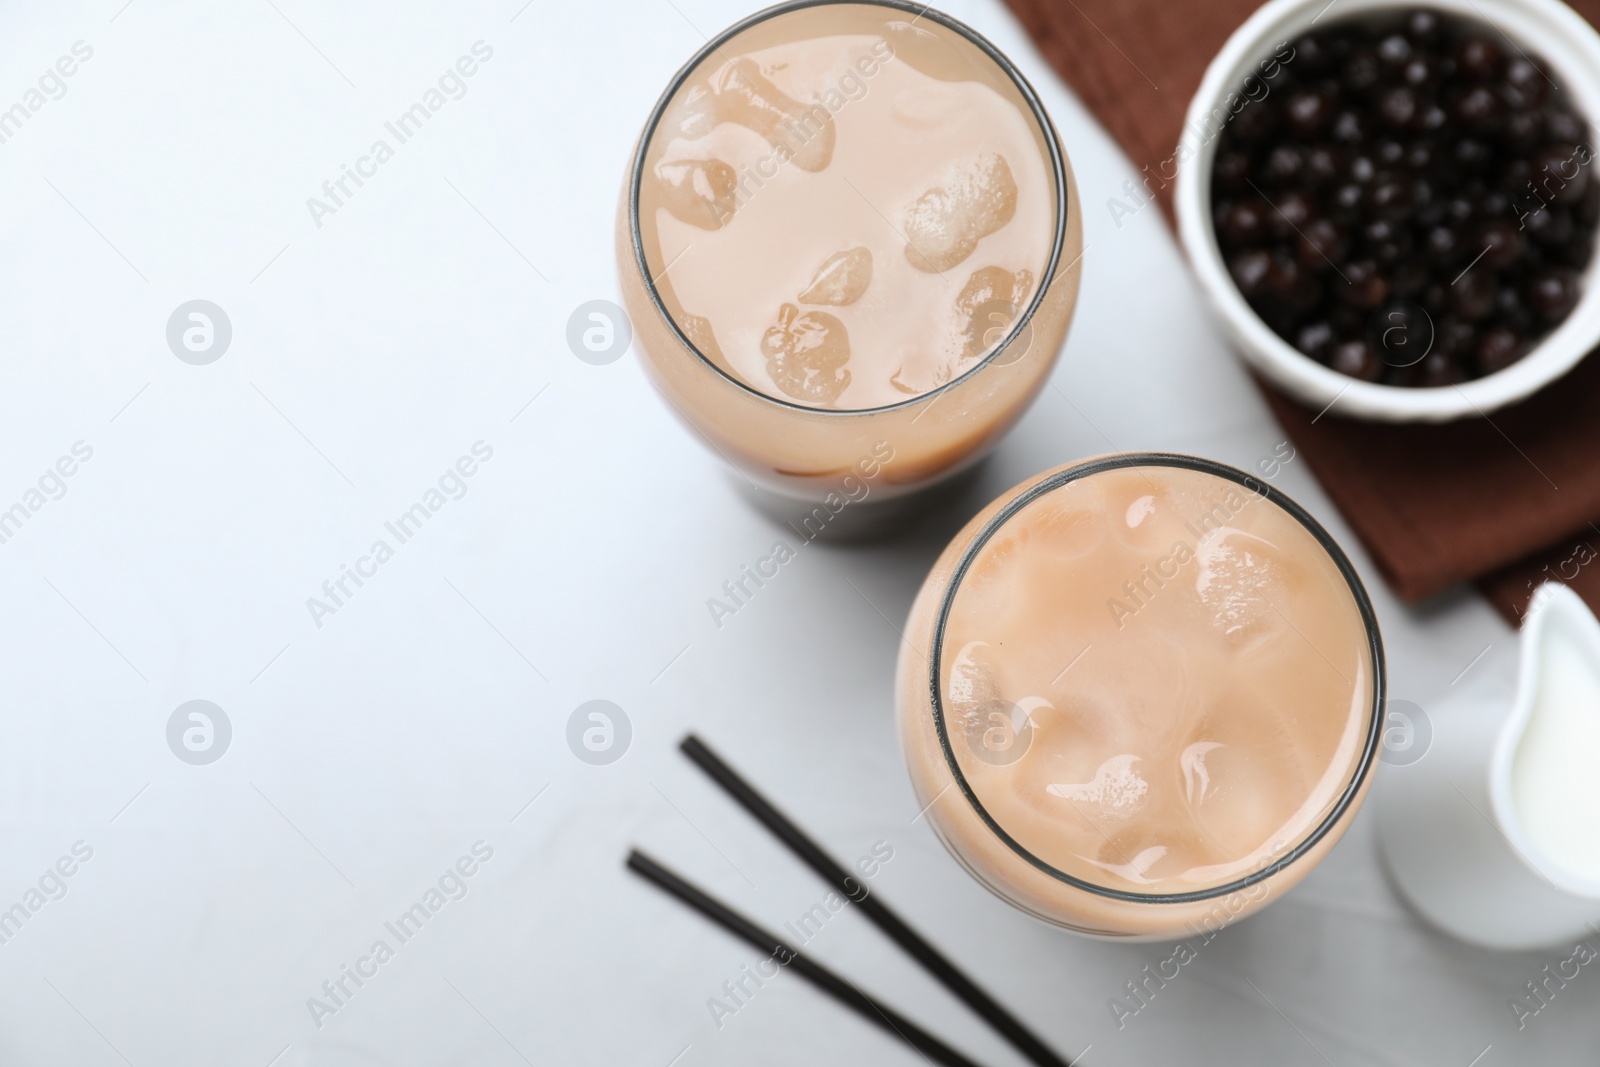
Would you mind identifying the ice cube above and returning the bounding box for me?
[890,83,965,128]
[882,21,977,83]
[955,265,1033,318]
[946,640,1014,761]
[760,303,851,404]
[1180,740,1224,806]
[960,696,1041,766]
[680,313,726,365]
[1123,845,1168,877]
[799,247,873,306]
[662,82,718,141]
[1104,471,1177,552]
[1029,495,1105,559]
[955,265,1034,358]
[1193,528,1290,652]
[946,639,1001,716]
[1076,840,1174,886]
[712,58,835,173]
[903,153,1018,273]
[1046,753,1150,823]
[888,360,949,396]
[1180,700,1314,860]
[946,648,1057,775]
[654,159,738,230]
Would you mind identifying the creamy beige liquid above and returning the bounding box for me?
[937,464,1373,896]
[637,6,1055,410]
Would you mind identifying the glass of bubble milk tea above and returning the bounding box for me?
[898,454,1386,938]
[618,0,1082,504]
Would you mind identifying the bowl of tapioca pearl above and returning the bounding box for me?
[1176,0,1600,422]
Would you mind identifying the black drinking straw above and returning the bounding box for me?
[679,734,1074,1067]
[626,849,986,1067]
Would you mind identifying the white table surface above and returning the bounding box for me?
[0,0,1595,1064]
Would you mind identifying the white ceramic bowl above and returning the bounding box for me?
[1174,0,1600,422]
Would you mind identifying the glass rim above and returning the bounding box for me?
[625,0,1071,417]
[926,451,1388,905]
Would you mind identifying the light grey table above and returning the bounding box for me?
[0,0,1592,1064]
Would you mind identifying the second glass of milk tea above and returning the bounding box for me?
[619,0,1082,503]
[898,454,1386,938]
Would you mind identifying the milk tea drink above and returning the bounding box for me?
[620,2,1082,500]
[639,13,1055,408]
[898,456,1383,937]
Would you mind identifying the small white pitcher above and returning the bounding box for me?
[1379,583,1600,950]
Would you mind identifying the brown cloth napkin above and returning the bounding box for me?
[1003,0,1600,625]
